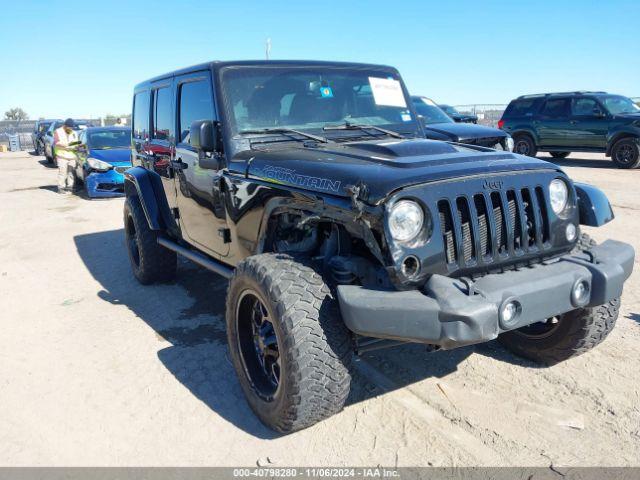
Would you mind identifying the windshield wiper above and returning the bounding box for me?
[323,121,405,139]
[240,127,330,144]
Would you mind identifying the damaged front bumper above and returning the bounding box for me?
[85,167,127,198]
[337,240,634,349]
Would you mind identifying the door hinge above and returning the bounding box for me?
[218,228,231,244]
[172,208,180,219]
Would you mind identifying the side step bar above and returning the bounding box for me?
[157,236,234,279]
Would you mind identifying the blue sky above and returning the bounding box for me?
[2,0,638,119]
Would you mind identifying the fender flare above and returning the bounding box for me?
[574,182,614,227]
[606,130,640,156]
[510,127,539,145]
[123,166,176,232]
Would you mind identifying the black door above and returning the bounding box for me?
[173,71,229,258]
[149,81,178,209]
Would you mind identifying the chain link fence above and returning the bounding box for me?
[452,105,507,127]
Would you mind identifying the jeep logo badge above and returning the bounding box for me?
[483,179,504,190]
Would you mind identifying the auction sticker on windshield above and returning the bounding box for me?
[369,77,406,108]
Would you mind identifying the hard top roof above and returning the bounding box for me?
[135,59,399,89]
[516,91,609,100]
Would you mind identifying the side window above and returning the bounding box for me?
[178,80,213,143]
[133,91,150,139]
[505,99,537,117]
[571,98,598,117]
[540,98,569,118]
[153,87,173,141]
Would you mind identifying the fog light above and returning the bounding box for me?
[571,280,590,306]
[401,255,420,278]
[499,299,521,328]
[566,223,577,242]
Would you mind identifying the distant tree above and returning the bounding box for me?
[4,108,29,121]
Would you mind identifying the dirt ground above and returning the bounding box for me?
[0,151,638,467]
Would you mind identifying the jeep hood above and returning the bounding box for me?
[235,139,561,204]
[423,122,507,142]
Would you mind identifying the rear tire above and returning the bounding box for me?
[226,254,352,433]
[513,134,537,157]
[611,138,640,169]
[550,151,570,159]
[499,233,619,364]
[123,195,176,284]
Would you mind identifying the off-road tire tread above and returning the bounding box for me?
[124,195,176,284]
[572,232,597,253]
[611,138,640,169]
[226,253,352,433]
[500,233,619,364]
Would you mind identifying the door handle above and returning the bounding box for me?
[570,120,578,125]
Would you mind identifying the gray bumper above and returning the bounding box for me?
[337,240,634,349]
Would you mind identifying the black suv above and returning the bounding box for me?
[124,61,634,432]
[500,91,640,168]
[412,96,513,151]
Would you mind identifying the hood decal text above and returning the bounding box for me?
[257,165,341,193]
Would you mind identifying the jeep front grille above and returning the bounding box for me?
[437,186,551,269]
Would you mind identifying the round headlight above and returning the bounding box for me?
[389,200,424,242]
[549,179,569,214]
[506,136,514,152]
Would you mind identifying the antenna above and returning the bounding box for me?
[265,37,271,60]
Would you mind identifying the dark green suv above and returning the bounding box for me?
[499,91,640,169]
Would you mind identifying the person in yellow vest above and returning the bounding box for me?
[53,118,79,194]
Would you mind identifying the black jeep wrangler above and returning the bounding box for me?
[124,61,634,433]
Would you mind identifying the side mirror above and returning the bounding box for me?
[190,120,218,152]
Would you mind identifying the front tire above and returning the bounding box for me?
[226,254,352,433]
[550,151,570,159]
[123,195,176,284]
[611,138,640,169]
[499,233,619,364]
[513,134,537,157]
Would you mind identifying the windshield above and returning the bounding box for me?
[220,66,419,140]
[441,105,459,115]
[412,97,454,124]
[601,95,640,115]
[87,129,131,149]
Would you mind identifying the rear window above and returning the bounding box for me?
[504,98,539,118]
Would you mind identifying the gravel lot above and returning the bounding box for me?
[0,151,638,467]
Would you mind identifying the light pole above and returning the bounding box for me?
[265,38,271,60]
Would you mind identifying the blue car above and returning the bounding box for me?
[75,127,132,198]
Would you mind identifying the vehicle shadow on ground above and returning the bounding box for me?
[38,159,56,169]
[73,228,527,437]
[627,313,640,324]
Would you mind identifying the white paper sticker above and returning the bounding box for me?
[368,77,407,108]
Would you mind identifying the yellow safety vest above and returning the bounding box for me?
[53,127,79,161]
